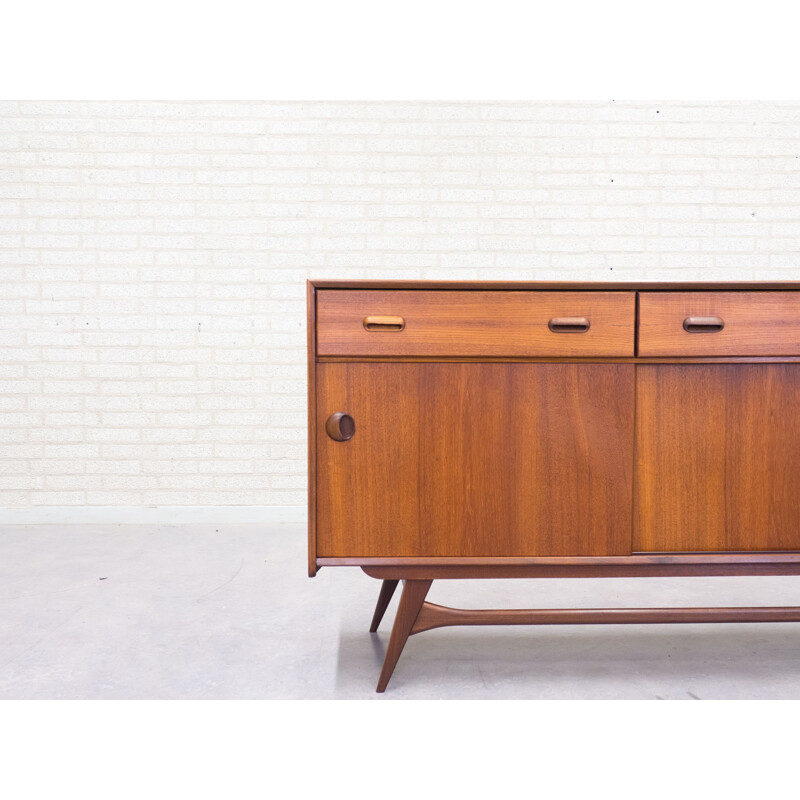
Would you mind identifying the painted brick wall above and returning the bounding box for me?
[2,101,800,509]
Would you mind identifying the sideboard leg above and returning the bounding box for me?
[376,579,433,693]
[369,579,399,632]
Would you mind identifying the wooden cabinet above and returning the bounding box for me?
[307,281,800,691]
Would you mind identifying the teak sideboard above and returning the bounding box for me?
[306,280,800,692]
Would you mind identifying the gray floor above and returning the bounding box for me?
[2,524,800,699]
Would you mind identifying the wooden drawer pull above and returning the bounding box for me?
[548,317,590,333]
[683,316,725,333]
[326,412,355,442]
[363,316,405,332]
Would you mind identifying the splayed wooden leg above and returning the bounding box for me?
[376,579,432,693]
[369,579,399,632]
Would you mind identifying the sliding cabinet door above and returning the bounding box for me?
[316,363,634,558]
[635,364,800,552]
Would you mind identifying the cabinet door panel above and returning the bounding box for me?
[634,364,800,551]
[316,363,634,558]
[315,364,422,558]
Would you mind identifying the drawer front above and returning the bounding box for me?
[638,292,800,356]
[316,290,635,357]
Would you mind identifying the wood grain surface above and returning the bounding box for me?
[376,579,432,692]
[634,364,800,551]
[317,290,635,357]
[311,280,800,291]
[359,560,800,579]
[306,281,318,577]
[638,292,800,356]
[369,579,399,632]
[411,602,800,633]
[316,362,634,558]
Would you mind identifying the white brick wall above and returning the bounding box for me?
[2,101,800,510]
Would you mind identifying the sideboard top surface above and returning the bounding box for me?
[309,280,800,291]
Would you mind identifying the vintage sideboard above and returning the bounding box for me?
[306,280,800,692]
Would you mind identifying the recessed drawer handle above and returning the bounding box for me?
[548,317,590,333]
[363,315,405,332]
[326,412,355,442]
[683,316,725,333]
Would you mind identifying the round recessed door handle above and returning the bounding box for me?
[326,412,355,441]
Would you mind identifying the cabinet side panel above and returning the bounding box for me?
[307,281,318,576]
[634,364,800,551]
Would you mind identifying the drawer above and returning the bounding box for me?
[638,292,800,356]
[316,290,635,357]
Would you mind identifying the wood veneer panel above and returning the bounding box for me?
[316,363,422,558]
[639,292,800,356]
[411,603,800,632]
[317,290,635,357]
[316,363,634,557]
[311,280,800,291]
[306,281,317,577]
[634,364,800,551]
[360,562,800,579]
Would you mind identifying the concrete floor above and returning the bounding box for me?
[2,523,800,699]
